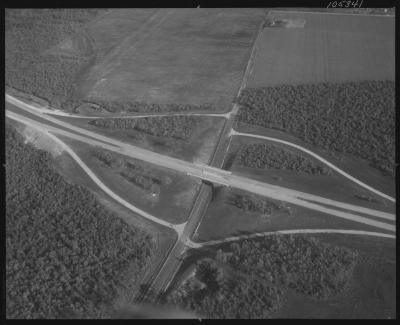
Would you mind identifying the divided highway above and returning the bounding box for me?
[6,91,396,306]
[6,96,395,233]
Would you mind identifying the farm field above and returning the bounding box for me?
[248,11,394,87]
[56,136,201,224]
[53,115,226,164]
[224,135,396,213]
[194,186,392,243]
[76,8,266,112]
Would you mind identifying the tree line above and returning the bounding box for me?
[89,116,199,140]
[85,98,215,114]
[92,149,163,194]
[226,192,291,217]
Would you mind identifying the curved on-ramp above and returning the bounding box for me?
[187,228,396,249]
[38,128,186,234]
[231,129,395,203]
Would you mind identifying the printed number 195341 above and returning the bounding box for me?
[327,0,364,8]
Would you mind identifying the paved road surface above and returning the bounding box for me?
[7,100,395,232]
[187,229,396,249]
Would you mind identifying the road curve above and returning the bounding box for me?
[231,129,396,203]
[7,110,395,233]
[37,127,185,233]
[187,228,396,248]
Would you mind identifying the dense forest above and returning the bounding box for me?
[84,99,215,114]
[5,9,107,110]
[237,143,332,175]
[89,116,198,140]
[6,125,154,318]
[167,259,282,318]
[226,192,291,216]
[237,81,395,177]
[168,235,358,318]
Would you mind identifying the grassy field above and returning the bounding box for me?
[76,9,266,111]
[224,135,395,213]
[194,186,392,242]
[54,115,225,164]
[248,11,394,87]
[56,136,201,224]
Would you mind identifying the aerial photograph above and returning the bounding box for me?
[5,5,396,319]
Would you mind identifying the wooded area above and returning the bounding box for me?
[167,259,282,318]
[168,235,358,318]
[6,125,154,318]
[237,143,332,175]
[5,9,106,110]
[237,81,395,177]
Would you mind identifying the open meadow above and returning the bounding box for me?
[76,9,266,112]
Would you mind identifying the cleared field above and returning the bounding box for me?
[57,136,201,224]
[248,11,394,86]
[74,9,266,111]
